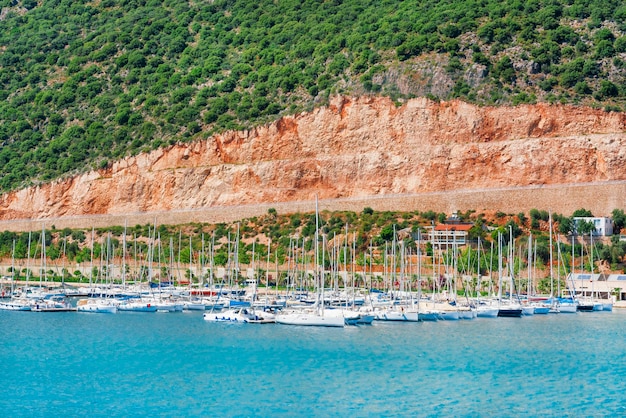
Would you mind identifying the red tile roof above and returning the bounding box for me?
[434,224,473,231]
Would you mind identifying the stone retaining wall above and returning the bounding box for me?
[0,181,623,232]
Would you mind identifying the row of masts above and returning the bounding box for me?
[4,218,604,301]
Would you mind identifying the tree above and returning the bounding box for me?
[494,55,516,83]
[467,223,485,241]
[379,224,397,242]
[529,209,541,221]
[597,81,619,99]
[572,208,593,217]
[558,217,572,234]
[576,220,595,235]
[612,209,625,234]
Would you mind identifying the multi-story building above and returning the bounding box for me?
[428,213,473,250]
[572,217,613,236]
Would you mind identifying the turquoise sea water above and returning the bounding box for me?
[1,309,625,417]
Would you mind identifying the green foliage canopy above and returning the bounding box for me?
[0,0,625,190]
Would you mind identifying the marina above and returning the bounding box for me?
[0,209,622,416]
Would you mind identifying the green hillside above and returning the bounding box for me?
[0,0,625,191]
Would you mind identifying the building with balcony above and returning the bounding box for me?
[428,223,473,250]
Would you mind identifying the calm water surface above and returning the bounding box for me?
[1,309,624,417]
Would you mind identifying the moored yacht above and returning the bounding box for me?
[31,295,75,312]
[275,309,345,327]
[77,298,117,313]
[373,306,419,322]
[0,298,32,311]
[204,307,275,323]
[116,297,158,312]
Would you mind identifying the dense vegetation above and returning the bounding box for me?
[0,208,624,290]
[0,0,625,191]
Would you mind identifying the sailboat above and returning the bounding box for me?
[497,230,523,318]
[474,239,499,318]
[0,240,32,311]
[528,233,550,314]
[554,233,578,313]
[31,226,75,312]
[276,197,344,327]
[182,236,206,311]
[77,229,118,313]
[203,306,275,323]
[204,236,275,324]
[373,237,420,322]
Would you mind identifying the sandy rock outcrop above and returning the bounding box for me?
[0,96,625,223]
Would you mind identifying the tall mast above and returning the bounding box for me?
[527,233,532,297]
[189,235,193,296]
[11,240,16,297]
[266,237,271,306]
[497,231,502,305]
[26,231,32,288]
[41,224,45,289]
[549,211,554,297]
[122,221,127,290]
[89,227,94,290]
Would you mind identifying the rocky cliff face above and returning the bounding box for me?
[1,96,625,222]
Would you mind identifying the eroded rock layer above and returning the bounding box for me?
[1,96,624,225]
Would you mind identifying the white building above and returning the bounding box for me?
[428,223,472,249]
[566,273,626,301]
[572,217,613,236]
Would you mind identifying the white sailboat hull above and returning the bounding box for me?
[77,302,117,313]
[558,304,578,313]
[204,308,275,323]
[476,307,499,318]
[458,309,476,320]
[0,300,31,311]
[275,312,345,327]
[439,310,460,320]
[182,302,206,311]
[418,311,440,321]
[77,299,117,313]
[375,309,419,322]
[77,305,117,313]
[323,308,361,325]
[117,301,158,312]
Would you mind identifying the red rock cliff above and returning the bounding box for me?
[0,96,625,224]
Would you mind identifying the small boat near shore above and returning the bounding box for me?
[275,310,345,327]
[0,298,32,311]
[204,307,275,323]
[31,295,76,312]
[76,298,117,313]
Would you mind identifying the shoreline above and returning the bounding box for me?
[3,279,625,308]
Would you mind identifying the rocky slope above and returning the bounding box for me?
[0,96,625,227]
